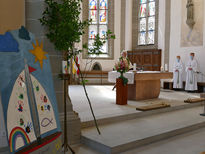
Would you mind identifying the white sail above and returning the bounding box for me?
[30,75,57,135]
[7,70,36,152]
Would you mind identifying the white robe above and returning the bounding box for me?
[173,60,183,89]
[185,59,198,91]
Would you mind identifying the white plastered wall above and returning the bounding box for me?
[169,0,205,82]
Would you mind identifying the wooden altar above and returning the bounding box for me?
[128,72,173,101]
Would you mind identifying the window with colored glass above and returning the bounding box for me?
[138,0,156,45]
[89,0,108,55]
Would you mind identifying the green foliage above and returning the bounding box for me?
[40,0,116,135]
[86,29,115,56]
[40,0,115,59]
[81,79,89,85]
[40,0,89,52]
[119,74,128,86]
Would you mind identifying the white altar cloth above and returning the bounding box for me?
[108,71,135,84]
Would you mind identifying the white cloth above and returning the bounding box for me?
[108,71,134,84]
[173,60,183,89]
[185,59,198,91]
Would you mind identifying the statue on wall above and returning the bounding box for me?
[186,0,195,28]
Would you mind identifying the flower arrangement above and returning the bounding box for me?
[114,51,130,85]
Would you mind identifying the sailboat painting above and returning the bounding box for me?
[0,27,62,154]
[7,70,37,152]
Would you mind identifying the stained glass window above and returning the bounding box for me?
[100,0,107,9]
[148,17,155,30]
[140,18,146,31]
[99,10,107,24]
[148,2,155,16]
[147,30,154,44]
[138,0,156,45]
[88,0,108,55]
[140,0,147,4]
[99,25,107,38]
[140,4,146,17]
[89,25,97,39]
[138,32,146,45]
[89,0,97,10]
[89,10,97,24]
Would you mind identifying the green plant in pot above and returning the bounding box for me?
[40,0,115,137]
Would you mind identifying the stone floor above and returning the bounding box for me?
[69,85,200,122]
[81,106,205,153]
[122,127,205,154]
[68,85,205,154]
[69,127,205,154]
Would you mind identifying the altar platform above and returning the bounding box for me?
[69,85,201,127]
[69,86,205,154]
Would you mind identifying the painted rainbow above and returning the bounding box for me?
[9,127,30,152]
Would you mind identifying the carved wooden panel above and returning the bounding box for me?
[127,49,161,71]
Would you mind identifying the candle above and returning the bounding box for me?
[62,61,68,74]
[133,63,136,71]
[160,66,164,72]
[165,64,168,72]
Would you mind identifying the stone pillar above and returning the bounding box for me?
[164,0,171,69]
[121,0,126,52]
[25,0,81,144]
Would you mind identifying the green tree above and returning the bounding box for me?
[40,0,115,135]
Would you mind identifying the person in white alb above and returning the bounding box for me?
[185,52,198,92]
[173,56,183,89]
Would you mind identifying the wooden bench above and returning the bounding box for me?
[81,71,110,85]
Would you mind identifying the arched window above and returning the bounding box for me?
[92,62,102,71]
[83,0,114,59]
[133,0,159,49]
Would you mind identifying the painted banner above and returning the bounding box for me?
[0,27,61,153]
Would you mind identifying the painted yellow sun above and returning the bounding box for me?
[30,40,48,69]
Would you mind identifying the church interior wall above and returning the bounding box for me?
[157,0,166,67]
[79,0,167,72]
[169,0,205,82]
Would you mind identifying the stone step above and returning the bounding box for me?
[81,106,205,154]
[81,101,202,128]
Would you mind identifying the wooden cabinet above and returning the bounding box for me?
[127,49,161,71]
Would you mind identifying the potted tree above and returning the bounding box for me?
[40,0,115,148]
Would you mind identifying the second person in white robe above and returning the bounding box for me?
[185,53,198,91]
[173,56,183,89]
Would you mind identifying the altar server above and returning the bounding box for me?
[185,53,198,91]
[173,56,183,89]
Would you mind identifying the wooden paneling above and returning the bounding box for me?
[127,49,161,71]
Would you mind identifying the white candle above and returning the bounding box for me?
[133,63,136,71]
[62,61,68,74]
[160,66,164,72]
[165,64,168,72]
